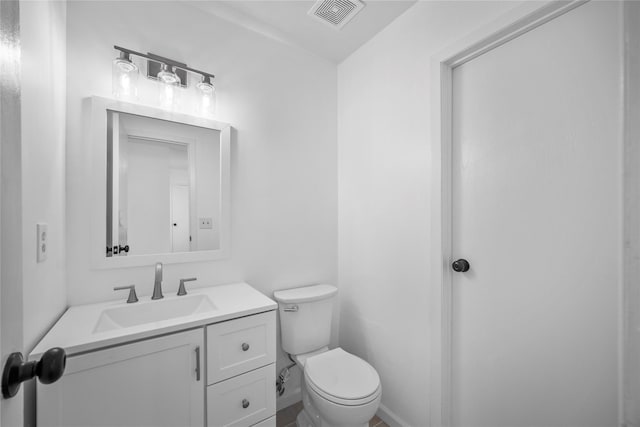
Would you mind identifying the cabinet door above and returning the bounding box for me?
[37,328,204,427]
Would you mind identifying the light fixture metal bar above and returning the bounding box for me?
[113,45,215,82]
[146,52,188,87]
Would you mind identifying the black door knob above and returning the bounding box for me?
[2,347,66,398]
[452,259,470,272]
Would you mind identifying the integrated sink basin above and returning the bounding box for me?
[94,294,216,333]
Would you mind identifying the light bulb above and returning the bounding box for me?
[160,84,176,110]
[157,64,181,85]
[157,64,181,110]
[112,53,139,100]
[196,76,216,117]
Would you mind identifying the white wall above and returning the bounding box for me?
[19,1,68,425]
[21,0,67,357]
[195,136,221,250]
[337,2,522,426]
[65,0,337,407]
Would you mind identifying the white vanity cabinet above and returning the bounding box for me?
[37,328,205,427]
[36,310,277,427]
[33,283,278,427]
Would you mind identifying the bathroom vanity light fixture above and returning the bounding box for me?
[112,45,216,115]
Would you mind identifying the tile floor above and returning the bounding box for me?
[276,401,389,427]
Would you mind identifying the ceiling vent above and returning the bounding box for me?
[308,0,365,30]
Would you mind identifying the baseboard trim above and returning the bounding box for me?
[276,387,302,411]
[377,403,408,427]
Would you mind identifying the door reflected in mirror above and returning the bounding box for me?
[106,111,221,257]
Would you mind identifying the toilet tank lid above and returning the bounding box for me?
[273,284,337,304]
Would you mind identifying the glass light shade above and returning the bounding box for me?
[112,57,139,100]
[157,65,181,110]
[196,79,216,118]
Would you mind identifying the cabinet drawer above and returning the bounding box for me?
[207,311,276,384]
[207,364,276,427]
[252,416,275,427]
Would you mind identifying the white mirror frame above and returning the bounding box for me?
[89,96,231,268]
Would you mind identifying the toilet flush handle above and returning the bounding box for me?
[283,305,298,312]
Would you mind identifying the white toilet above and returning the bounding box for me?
[273,284,381,427]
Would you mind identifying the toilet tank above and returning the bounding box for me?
[273,284,337,356]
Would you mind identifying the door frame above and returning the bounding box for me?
[428,2,589,426]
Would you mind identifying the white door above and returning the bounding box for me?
[1,1,24,425]
[37,329,205,427]
[451,3,620,427]
[170,184,191,252]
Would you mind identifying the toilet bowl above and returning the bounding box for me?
[273,285,382,427]
[300,348,381,427]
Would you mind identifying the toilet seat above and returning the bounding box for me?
[304,348,381,406]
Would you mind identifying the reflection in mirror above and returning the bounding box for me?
[106,111,221,257]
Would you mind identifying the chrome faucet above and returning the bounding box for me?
[152,262,164,300]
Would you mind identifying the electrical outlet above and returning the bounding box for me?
[199,217,213,229]
[37,223,48,263]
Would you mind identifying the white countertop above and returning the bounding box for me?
[30,282,277,360]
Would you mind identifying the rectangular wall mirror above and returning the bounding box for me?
[90,97,230,268]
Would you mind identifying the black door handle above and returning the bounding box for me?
[2,347,66,398]
[452,259,470,272]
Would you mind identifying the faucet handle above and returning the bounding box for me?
[177,278,197,296]
[113,285,138,303]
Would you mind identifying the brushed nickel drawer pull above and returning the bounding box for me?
[195,346,201,381]
[242,398,250,409]
[241,343,250,352]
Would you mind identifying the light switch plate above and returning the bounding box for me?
[36,223,48,262]
[199,218,213,229]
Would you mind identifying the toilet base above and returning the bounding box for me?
[296,409,313,427]
[296,408,368,427]
[296,379,370,427]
